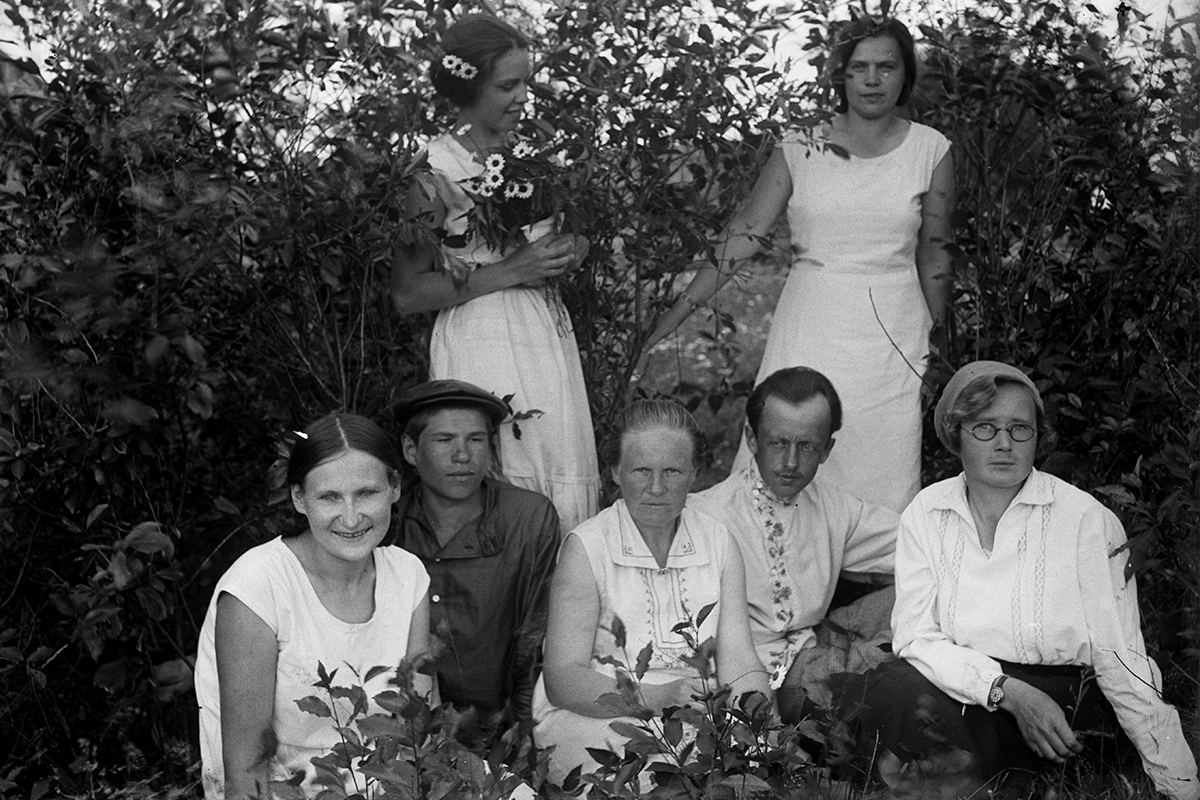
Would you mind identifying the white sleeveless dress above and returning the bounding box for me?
[531,502,732,782]
[737,122,951,513]
[422,134,600,532]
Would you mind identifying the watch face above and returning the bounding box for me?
[989,677,1006,706]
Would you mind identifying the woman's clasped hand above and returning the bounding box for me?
[507,230,588,287]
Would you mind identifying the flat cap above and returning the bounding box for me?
[934,360,1043,451]
[394,379,511,426]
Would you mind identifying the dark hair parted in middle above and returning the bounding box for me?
[430,14,532,108]
[745,366,843,438]
[830,16,918,113]
[942,376,1057,460]
[287,413,403,490]
[603,399,706,474]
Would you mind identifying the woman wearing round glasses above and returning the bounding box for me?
[857,361,1198,798]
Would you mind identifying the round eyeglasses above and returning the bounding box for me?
[965,422,1036,443]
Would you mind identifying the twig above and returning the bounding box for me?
[869,287,939,393]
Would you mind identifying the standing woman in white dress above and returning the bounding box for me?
[650,17,954,513]
[391,14,599,531]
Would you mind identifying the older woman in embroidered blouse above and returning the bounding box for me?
[531,400,770,784]
[856,361,1198,799]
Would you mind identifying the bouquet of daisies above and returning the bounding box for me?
[460,132,576,254]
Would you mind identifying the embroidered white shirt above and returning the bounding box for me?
[691,464,897,686]
[893,469,1199,800]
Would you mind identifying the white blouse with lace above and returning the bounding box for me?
[893,469,1198,800]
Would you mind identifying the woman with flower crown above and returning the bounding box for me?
[391,14,599,532]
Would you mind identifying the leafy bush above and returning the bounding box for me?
[911,0,1199,702]
[0,0,1194,796]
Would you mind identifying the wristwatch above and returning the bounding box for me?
[987,674,1009,708]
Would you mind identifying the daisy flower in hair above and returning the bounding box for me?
[442,54,478,81]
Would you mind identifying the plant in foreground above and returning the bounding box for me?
[549,606,830,799]
[279,657,541,800]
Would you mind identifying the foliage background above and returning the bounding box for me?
[0,0,1195,795]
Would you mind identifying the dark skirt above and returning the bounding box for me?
[844,657,1121,791]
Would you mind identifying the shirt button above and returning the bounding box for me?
[431,594,441,603]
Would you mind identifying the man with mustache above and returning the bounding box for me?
[394,379,560,730]
[690,367,899,720]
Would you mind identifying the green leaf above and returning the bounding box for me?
[295,695,332,718]
[106,552,133,590]
[355,713,406,740]
[316,662,336,688]
[143,334,169,366]
[121,522,174,558]
[663,716,683,746]
[634,642,652,680]
[93,659,128,692]
[102,398,159,427]
[364,664,391,682]
[136,586,169,620]
[608,614,627,650]
[85,503,109,529]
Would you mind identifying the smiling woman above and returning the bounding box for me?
[193,413,432,800]
[391,13,600,533]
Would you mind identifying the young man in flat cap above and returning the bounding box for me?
[394,379,560,729]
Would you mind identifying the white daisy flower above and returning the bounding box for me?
[441,54,478,81]
[482,171,504,190]
[485,153,505,174]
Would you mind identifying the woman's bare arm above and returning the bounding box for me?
[542,536,702,717]
[916,151,956,331]
[405,595,434,700]
[715,543,771,703]
[215,593,278,799]
[646,149,793,347]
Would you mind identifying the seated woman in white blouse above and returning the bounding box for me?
[856,361,1198,799]
[532,400,770,785]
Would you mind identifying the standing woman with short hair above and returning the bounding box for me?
[391,14,599,532]
[651,17,953,513]
[195,413,431,799]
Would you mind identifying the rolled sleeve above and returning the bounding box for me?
[842,496,900,575]
[1078,507,1199,799]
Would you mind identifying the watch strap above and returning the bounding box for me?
[988,674,1009,708]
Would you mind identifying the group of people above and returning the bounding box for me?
[193,10,1199,800]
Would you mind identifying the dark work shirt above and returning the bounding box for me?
[395,477,559,724]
